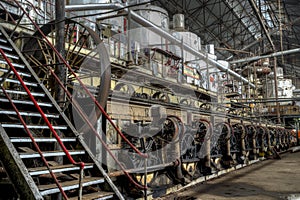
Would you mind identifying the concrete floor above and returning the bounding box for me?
[156,151,300,200]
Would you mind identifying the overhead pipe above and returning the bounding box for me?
[230,48,300,64]
[226,29,279,61]
[65,4,255,88]
[229,14,300,60]
[65,3,123,11]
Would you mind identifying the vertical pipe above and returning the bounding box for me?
[240,123,246,159]
[127,9,133,63]
[265,74,268,101]
[206,55,210,91]
[273,57,281,124]
[55,3,65,199]
[55,0,66,106]
[278,0,284,64]
[253,62,257,99]
[144,156,147,200]
[207,118,213,170]
[43,0,46,24]
[297,120,299,146]
[252,126,257,160]
[181,37,184,83]
[66,0,70,18]
[78,168,83,200]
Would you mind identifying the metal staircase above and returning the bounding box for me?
[0,24,123,200]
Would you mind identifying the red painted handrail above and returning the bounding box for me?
[11,0,148,189]
[0,49,85,168]
[0,48,84,199]
[49,68,147,189]
[12,0,147,159]
[0,86,69,199]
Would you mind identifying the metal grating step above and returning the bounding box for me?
[0,52,19,59]
[0,78,38,87]
[10,137,77,143]
[68,191,114,200]
[1,90,45,97]
[0,110,59,118]
[19,150,86,159]
[1,123,67,129]
[0,68,31,77]
[28,163,94,176]
[0,38,7,43]
[0,59,24,68]
[0,97,52,107]
[39,177,105,196]
[0,44,13,51]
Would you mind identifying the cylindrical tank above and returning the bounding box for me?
[133,5,169,30]
[173,14,185,31]
[130,4,169,50]
[169,31,201,62]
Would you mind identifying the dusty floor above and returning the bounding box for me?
[156,151,300,200]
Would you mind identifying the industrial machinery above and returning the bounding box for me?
[0,0,296,199]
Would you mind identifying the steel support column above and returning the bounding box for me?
[55,0,66,106]
[54,3,65,199]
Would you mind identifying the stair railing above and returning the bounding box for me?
[11,0,148,190]
[12,0,147,158]
[0,48,85,200]
[49,67,147,189]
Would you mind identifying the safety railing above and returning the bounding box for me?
[48,67,147,189]
[10,0,148,190]
[0,48,85,200]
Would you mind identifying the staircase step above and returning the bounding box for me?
[0,44,13,51]
[0,110,59,118]
[19,150,86,159]
[0,78,38,87]
[0,68,31,77]
[38,177,105,196]
[0,98,52,107]
[1,90,45,97]
[0,60,24,68]
[68,191,114,200]
[1,123,67,129]
[0,52,19,59]
[10,137,77,143]
[28,163,94,176]
[0,38,7,43]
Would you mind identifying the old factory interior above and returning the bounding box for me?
[0,0,300,199]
